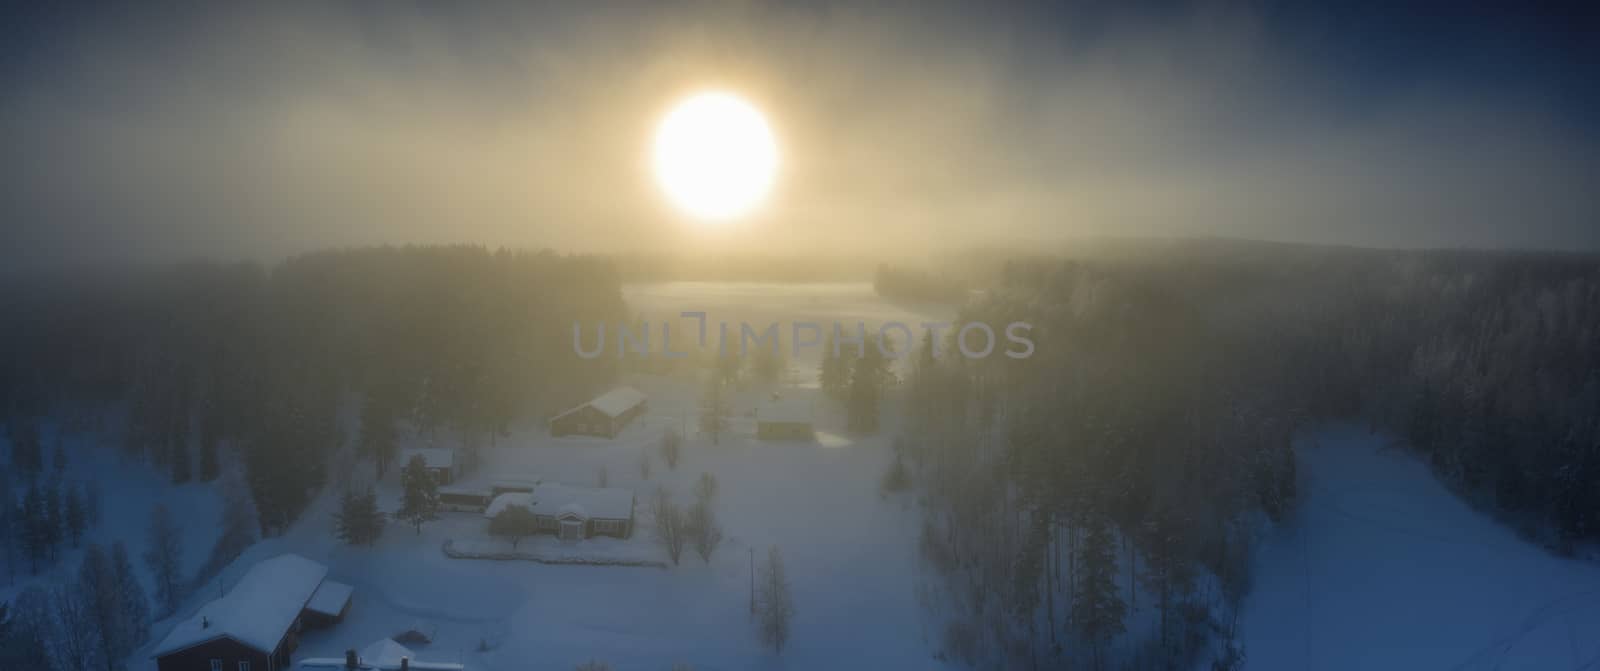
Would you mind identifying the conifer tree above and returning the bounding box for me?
[65,485,88,548]
[8,421,44,478]
[51,439,68,477]
[144,504,186,616]
[818,333,850,399]
[84,480,102,526]
[1139,505,1192,652]
[0,477,14,581]
[197,403,223,482]
[397,455,440,534]
[359,393,400,480]
[1072,516,1126,669]
[111,541,151,648]
[19,485,49,573]
[847,334,894,433]
[334,487,384,545]
[756,545,796,653]
[80,543,149,671]
[41,482,62,561]
[170,432,191,484]
[699,375,729,446]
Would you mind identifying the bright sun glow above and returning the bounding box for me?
[653,91,778,221]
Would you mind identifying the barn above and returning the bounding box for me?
[756,397,814,441]
[549,386,648,438]
[153,554,353,671]
[484,483,635,540]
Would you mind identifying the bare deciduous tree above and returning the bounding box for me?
[688,499,724,563]
[660,428,683,470]
[693,472,719,504]
[651,489,688,565]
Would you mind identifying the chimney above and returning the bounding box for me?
[344,649,358,669]
[400,657,409,671]
[201,616,210,629]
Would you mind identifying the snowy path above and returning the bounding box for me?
[1240,426,1600,670]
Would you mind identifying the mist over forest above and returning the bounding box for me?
[4,3,1600,671]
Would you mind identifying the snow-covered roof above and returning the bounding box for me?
[299,637,465,671]
[552,386,646,422]
[484,492,535,519]
[757,397,812,424]
[305,579,353,617]
[529,483,634,521]
[154,554,329,657]
[400,447,455,470]
[557,503,588,520]
[485,485,632,521]
[441,475,543,498]
[491,477,542,491]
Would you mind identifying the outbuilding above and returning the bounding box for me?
[756,397,814,441]
[399,447,457,485]
[549,387,648,438]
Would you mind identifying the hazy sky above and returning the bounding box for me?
[2,2,1597,267]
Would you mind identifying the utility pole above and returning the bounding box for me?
[748,547,756,617]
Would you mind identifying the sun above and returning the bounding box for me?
[653,91,778,221]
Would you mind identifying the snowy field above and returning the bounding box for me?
[1240,426,1600,670]
[126,281,957,671]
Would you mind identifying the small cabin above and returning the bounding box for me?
[756,397,814,441]
[550,387,648,438]
[399,448,457,485]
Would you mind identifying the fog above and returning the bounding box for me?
[2,3,1596,268]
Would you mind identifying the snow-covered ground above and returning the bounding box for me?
[131,281,956,671]
[0,422,223,608]
[1240,426,1600,670]
[284,401,938,670]
[17,284,1600,671]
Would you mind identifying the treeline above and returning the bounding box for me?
[872,263,968,303]
[897,240,1600,669]
[0,246,626,539]
[611,251,882,283]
